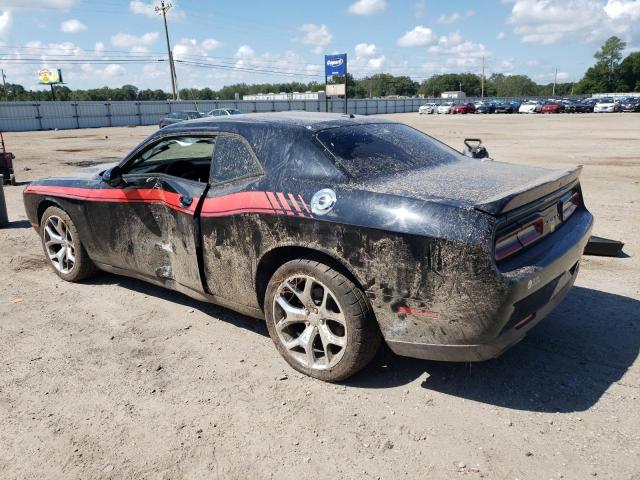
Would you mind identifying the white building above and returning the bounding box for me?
[243,91,326,101]
[441,91,466,99]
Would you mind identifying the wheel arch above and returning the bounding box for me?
[36,197,66,226]
[255,245,367,310]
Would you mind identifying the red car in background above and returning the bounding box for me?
[451,102,476,114]
[541,102,565,114]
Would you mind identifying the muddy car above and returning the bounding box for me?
[23,112,593,381]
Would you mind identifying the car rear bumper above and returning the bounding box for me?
[386,259,579,361]
[381,208,593,362]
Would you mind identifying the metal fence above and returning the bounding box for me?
[0,96,588,132]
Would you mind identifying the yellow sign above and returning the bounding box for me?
[38,68,63,85]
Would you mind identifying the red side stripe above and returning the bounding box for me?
[265,191,284,214]
[25,185,310,219]
[276,192,295,216]
[298,194,312,216]
[24,185,194,214]
[287,193,305,217]
[200,191,275,217]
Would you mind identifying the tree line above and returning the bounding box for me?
[0,37,637,102]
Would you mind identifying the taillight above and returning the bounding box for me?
[561,191,580,221]
[495,217,544,261]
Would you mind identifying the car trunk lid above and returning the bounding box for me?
[362,158,581,216]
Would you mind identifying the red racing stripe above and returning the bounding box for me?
[200,191,275,217]
[276,192,295,216]
[24,185,194,214]
[25,185,309,219]
[287,193,305,217]
[298,194,313,216]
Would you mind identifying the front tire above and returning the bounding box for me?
[265,259,381,382]
[40,206,97,282]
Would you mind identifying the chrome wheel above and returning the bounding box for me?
[272,275,347,370]
[43,215,76,274]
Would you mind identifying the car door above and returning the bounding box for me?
[85,134,214,294]
[198,133,265,302]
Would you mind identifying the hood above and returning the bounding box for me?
[360,157,579,215]
[66,161,119,180]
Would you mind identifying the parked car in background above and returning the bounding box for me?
[541,101,565,114]
[159,111,206,128]
[509,101,522,111]
[437,102,454,114]
[23,112,593,381]
[620,98,640,112]
[451,102,476,114]
[418,103,437,114]
[493,102,515,113]
[475,102,496,114]
[208,108,243,117]
[594,98,620,113]
[519,101,542,114]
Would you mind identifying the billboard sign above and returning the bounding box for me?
[325,54,346,80]
[38,68,63,85]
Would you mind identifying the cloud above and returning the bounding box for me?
[111,32,159,48]
[397,25,436,47]
[506,0,640,45]
[348,0,387,15]
[437,11,461,24]
[0,10,11,37]
[173,38,222,60]
[604,0,640,20]
[129,0,185,19]
[94,41,105,54]
[2,0,75,7]
[415,0,426,18]
[60,19,87,33]
[296,23,332,54]
[496,31,506,40]
[353,43,386,71]
[81,63,126,78]
[427,32,490,68]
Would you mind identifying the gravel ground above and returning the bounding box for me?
[1,112,638,480]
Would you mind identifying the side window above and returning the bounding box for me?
[126,136,215,182]
[210,136,261,184]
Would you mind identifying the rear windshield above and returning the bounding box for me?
[316,123,461,179]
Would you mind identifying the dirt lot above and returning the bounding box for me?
[1,113,638,480]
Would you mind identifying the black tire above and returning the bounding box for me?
[40,206,98,282]
[264,258,381,382]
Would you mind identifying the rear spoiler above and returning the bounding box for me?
[474,165,582,216]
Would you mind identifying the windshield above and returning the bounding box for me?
[316,123,461,180]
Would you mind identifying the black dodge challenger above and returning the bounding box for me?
[24,112,593,381]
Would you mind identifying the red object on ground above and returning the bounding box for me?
[541,103,564,113]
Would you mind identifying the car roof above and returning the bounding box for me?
[161,111,399,133]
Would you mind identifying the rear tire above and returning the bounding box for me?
[40,206,98,282]
[265,258,381,382]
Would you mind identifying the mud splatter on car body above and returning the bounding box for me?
[23,112,593,361]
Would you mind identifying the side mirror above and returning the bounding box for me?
[102,165,123,186]
[462,138,490,160]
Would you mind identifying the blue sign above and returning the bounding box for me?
[325,54,347,78]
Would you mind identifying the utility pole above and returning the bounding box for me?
[481,56,485,98]
[1,69,7,101]
[156,1,178,101]
[552,67,558,97]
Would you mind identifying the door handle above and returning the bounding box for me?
[179,195,193,207]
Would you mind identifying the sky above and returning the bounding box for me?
[0,0,639,92]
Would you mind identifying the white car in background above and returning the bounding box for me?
[437,102,454,114]
[418,103,437,114]
[519,100,542,114]
[594,98,620,113]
